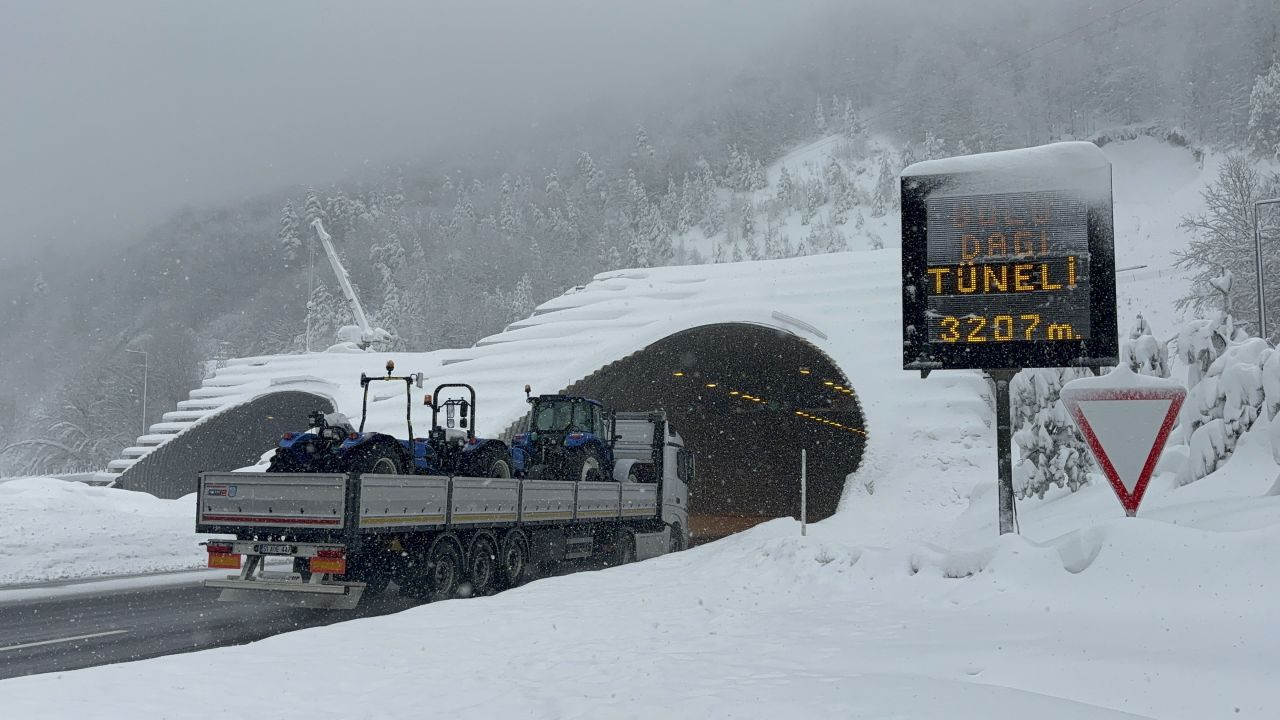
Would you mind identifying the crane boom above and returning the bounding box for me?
[310,218,381,348]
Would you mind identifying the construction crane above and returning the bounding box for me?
[311,218,390,350]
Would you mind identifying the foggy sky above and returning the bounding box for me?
[1,1,835,261]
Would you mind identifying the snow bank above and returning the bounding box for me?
[2,480,1277,719]
[0,478,211,585]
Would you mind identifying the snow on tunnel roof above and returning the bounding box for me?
[107,251,992,543]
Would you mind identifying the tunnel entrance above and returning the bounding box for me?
[559,323,866,543]
[115,390,336,499]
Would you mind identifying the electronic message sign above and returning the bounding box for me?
[901,142,1118,371]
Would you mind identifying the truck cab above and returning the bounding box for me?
[613,411,691,551]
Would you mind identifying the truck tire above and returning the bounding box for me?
[465,535,498,597]
[398,535,461,601]
[425,537,462,601]
[669,522,686,553]
[608,529,635,568]
[497,529,529,589]
[346,442,403,475]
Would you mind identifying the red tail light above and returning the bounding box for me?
[310,548,346,574]
[282,432,296,440]
[206,541,240,569]
[568,432,585,440]
[347,432,360,441]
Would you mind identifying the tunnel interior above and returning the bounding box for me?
[556,323,866,542]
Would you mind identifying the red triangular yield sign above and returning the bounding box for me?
[1060,372,1185,517]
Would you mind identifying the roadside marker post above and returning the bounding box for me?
[1060,366,1185,517]
[800,448,807,537]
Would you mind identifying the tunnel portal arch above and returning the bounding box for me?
[547,323,866,542]
[114,390,336,499]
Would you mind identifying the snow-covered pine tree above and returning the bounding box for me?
[711,240,726,263]
[1122,314,1170,377]
[1011,368,1094,499]
[1174,271,1263,483]
[814,95,826,132]
[577,151,602,196]
[841,98,865,141]
[1247,59,1280,159]
[747,154,767,191]
[277,201,302,264]
[303,188,327,230]
[544,169,563,203]
[676,175,696,235]
[740,201,755,248]
[509,273,536,322]
[325,192,354,240]
[921,131,948,161]
[763,220,782,259]
[776,165,795,207]
[300,280,345,350]
[634,123,655,159]
[872,155,896,217]
[801,178,825,226]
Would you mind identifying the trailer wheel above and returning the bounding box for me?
[466,535,498,596]
[426,539,462,600]
[497,530,530,589]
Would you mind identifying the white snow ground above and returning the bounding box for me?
[0,478,214,586]
[1,432,1276,718]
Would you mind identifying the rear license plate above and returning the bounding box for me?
[255,543,294,555]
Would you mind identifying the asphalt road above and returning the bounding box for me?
[0,579,422,680]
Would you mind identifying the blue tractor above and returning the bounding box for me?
[267,360,512,478]
[511,386,620,482]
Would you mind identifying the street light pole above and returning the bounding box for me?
[1254,198,1280,341]
[125,349,149,437]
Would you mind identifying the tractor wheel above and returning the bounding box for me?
[487,454,512,479]
[571,448,605,483]
[345,442,404,476]
[266,453,302,473]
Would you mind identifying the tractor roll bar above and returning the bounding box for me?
[359,359,424,438]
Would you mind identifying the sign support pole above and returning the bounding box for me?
[800,449,807,537]
[986,368,1019,535]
